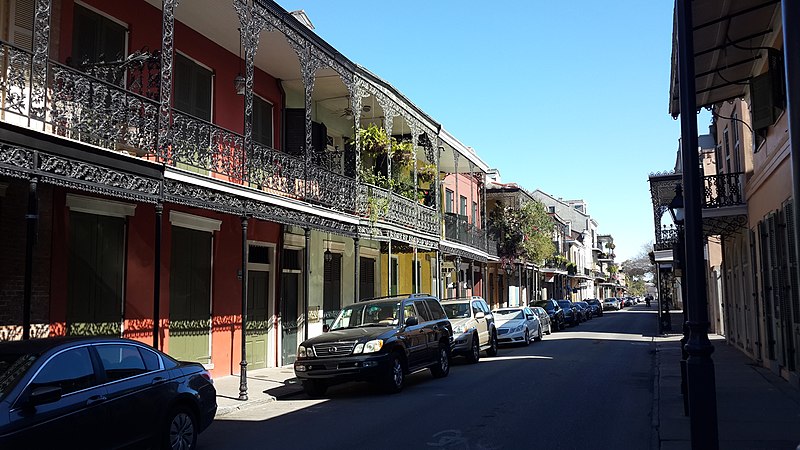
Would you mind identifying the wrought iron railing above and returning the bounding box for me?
[654,228,678,251]
[0,40,363,214]
[443,213,485,248]
[487,238,499,257]
[703,172,745,208]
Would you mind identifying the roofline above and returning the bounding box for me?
[439,128,490,173]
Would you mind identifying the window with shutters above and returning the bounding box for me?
[445,189,454,214]
[732,112,742,173]
[282,249,301,271]
[71,4,127,66]
[472,201,478,226]
[787,202,800,324]
[253,96,274,147]
[9,0,35,50]
[460,196,468,217]
[359,257,375,301]
[323,253,342,324]
[391,257,399,296]
[174,53,213,122]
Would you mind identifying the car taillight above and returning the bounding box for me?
[200,370,213,385]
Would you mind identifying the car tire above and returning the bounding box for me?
[163,406,197,450]
[382,353,405,394]
[430,344,450,378]
[302,380,327,398]
[523,329,530,346]
[545,323,552,335]
[535,327,543,342]
[486,331,498,357]
[466,334,480,364]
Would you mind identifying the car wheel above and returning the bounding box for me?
[430,344,450,378]
[383,353,405,393]
[523,329,530,346]
[163,406,197,450]
[486,331,498,357]
[535,327,543,342]
[302,380,327,398]
[545,323,552,335]
[466,334,480,364]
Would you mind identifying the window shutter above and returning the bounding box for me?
[359,257,375,301]
[282,249,301,271]
[284,109,305,156]
[323,253,342,316]
[787,202,800,324]
[253,97,274,147]
[173,53,212,122]
[10,0,34,51]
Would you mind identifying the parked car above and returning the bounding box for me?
[531,306,553,335]
[442,296,499,363]
[585,299,604,317]
[557,300,580,327]
[0,337,217,450]
[534,299,565,331]
[603,298,621,311]
[623,297,634,307]
[574,302,592,321]
[493,307,542,345]
[294,294,453,396]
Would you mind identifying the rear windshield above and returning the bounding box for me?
[494,310,524,320]
[0,352,37,401]
[443,303,471,320]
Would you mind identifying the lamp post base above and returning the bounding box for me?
[686,320,719,450]
[238,360,249,401]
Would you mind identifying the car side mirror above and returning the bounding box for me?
[526,315,534,320]
[475,312,485,319]
[27,386,62,407]
[404,316,419,327]
[322,324,330,333]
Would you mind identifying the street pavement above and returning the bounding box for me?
[201,305,800,450]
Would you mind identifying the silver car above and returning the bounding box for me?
[442,297,499,363]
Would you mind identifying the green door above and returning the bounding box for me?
[169,226,212,365]
[246,270,269,369]
[281,272,300,364]
[67,211,125,336]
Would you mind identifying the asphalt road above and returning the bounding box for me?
[200,305,658,450]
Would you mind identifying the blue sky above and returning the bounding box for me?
[276,0,700,262]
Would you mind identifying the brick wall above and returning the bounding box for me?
[0,179,53,340]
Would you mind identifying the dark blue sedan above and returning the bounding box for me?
[0,336,216,449]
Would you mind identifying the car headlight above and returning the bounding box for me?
[298,345,310,358]
[513,325,523,332]
[453,324,467,334]
[363,339,384,353]
[353,343,364,354]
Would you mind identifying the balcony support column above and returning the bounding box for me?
[158,0,181,160]
[470,261,475,296]
[354,237,360,300]
[22,175,38,340]
[677,0,719,448]
[455,256,462,298]
[29,0,51,123]
[387,240,393,296]
[235,0,268,183]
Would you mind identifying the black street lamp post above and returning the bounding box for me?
[669,184,690,416]
[676,0,720,448]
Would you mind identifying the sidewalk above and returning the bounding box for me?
[654,311,800,450]
[212,365,304,416]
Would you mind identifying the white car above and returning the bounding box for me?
[493,307,542,345]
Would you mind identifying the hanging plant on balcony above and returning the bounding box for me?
[357,123,391,160]
[417,162,437,184]
[566,261,578,275]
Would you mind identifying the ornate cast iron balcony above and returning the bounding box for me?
[654,228,678,251]
[444,212,486,249]
[0,40,360,215]
[703,172,744,208]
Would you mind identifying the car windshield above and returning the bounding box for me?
[534,301,553,311]
[0,351,36,401]
[494,310,523,320]
[330,301,401,330]
[443,303,471,319]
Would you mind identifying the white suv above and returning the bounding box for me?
[441,297,499,363]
